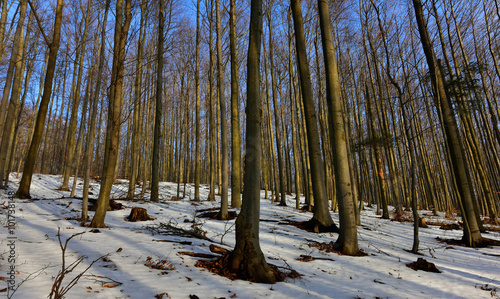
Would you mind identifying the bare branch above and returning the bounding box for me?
[27,0,50,46]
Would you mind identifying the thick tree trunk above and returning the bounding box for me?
[0,0,9,58]
[317,0,358,255]
[291,0,337,232]
[230,0,275,283]
[412,0,483,247]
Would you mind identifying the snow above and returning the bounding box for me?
[1,173,499,299]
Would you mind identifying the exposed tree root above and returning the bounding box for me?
[195,252,300,283]
[173,244,299,283]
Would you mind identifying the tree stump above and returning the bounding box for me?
[418,217,429,228]
[127,207,153,222]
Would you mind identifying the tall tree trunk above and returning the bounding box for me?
[82,0,111,222]
[0,0,9,58]
[291,0,337,232]
[267,1,286,206]
[208,0,216,201]
[5,31,35,185]
[288,10,301,209]
[230,0,275,283]
[229,0,241,208]
[91,0,132,227]
[0,0,27,144]
[0,9,29,187]
[317,0,358,254]
[194,0,202,202]
[70,79,91,197]
[216,0,229,220]
[412,0,483,247]
[151,0,165,202]
[16,0,63,199]
[128,0,147,199]
[60,0,92,190]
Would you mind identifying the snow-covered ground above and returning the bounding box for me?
[1,173,499,299]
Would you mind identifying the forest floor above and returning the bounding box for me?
[1,173,499,299]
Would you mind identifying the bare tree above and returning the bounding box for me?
[317,0,358,254]
[230,0,275,283]
[151,0,166,202]
[291,0,337,232]
[91,0,133,227]
[16,0,64,199]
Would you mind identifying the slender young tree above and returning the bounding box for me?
[230,0,275,283]
[194,0,201,202]
[207,0,216,201]
[216,0,229,219]
[16,0,64,199]
[82,0,111,222]
[229,0,241,208]
[59,0,92,191]
[267,1,286,206]
[128,0,148,199]
[91,0,133,227]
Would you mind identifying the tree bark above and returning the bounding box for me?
[0,0,27,145]
[267,2,286,206]
[82,0,111,222]
[412,0,483,247]
[291,0,337,232]
[16,0,63,199]
[151,0,165,202]
[0,10,29,187]
[317,0,358,254]
[194,0,201,202]
[91,0,132,227]
[229,0,241,208]
[60,1,91,191]
[230,0,275,283]
[216,0,229,220]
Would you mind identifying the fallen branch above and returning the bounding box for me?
[48,228,107,299]
[145,220,214,242]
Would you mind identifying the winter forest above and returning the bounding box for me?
[1,0,500,298]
